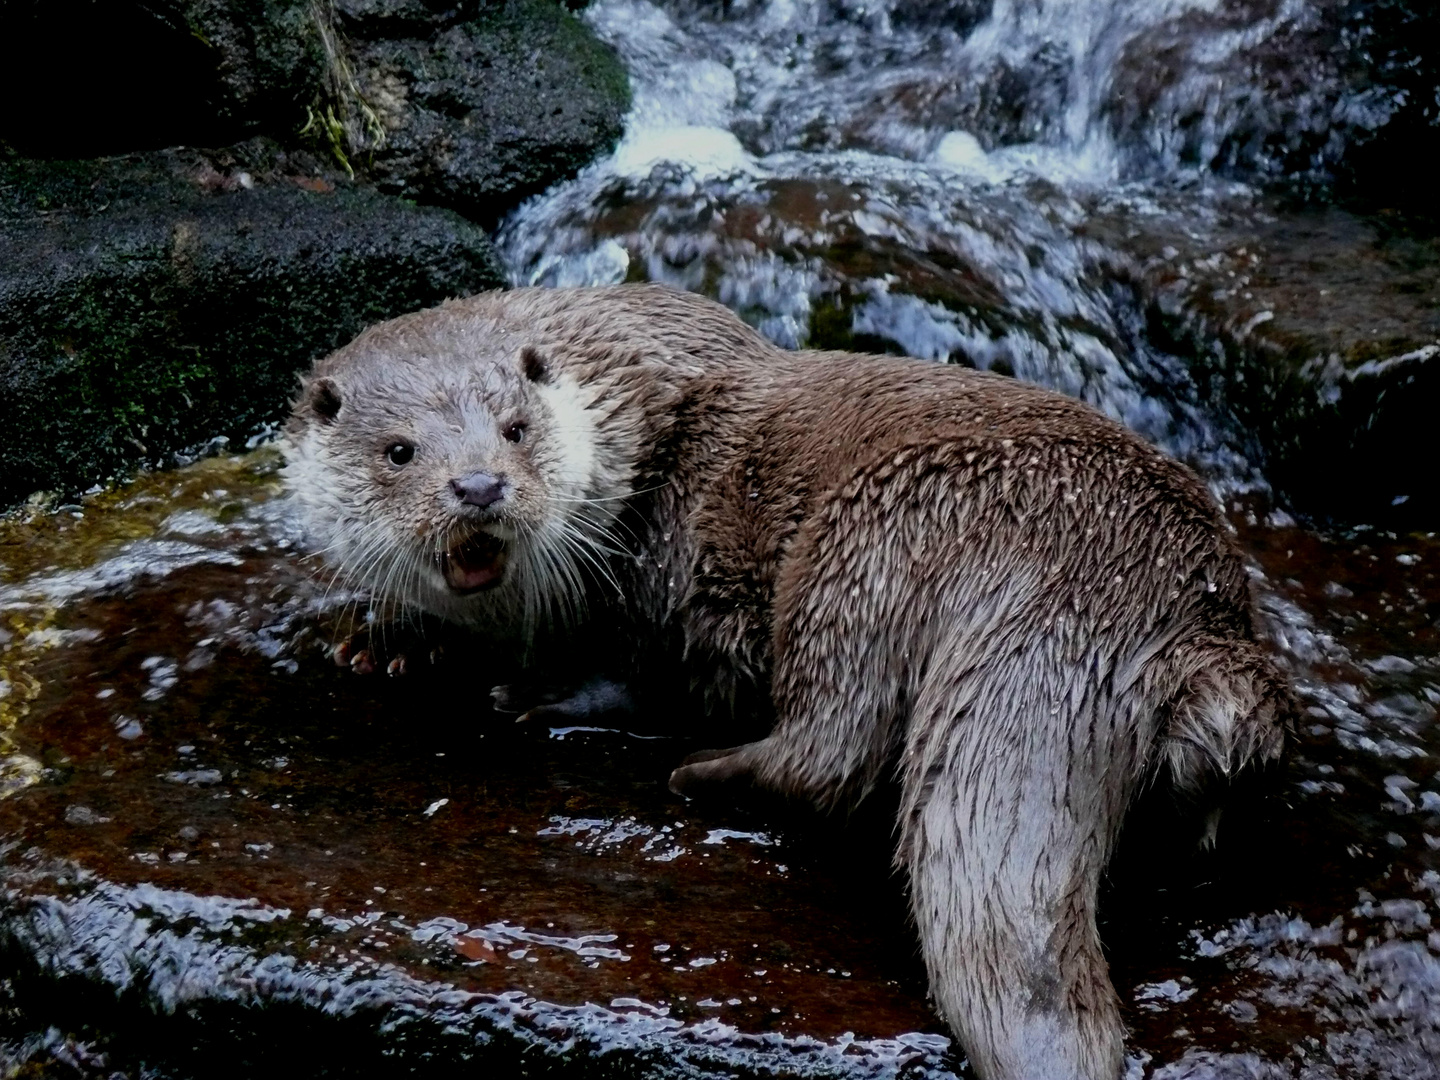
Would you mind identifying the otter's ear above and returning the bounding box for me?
[519,345,550,384]
[306,377,342,424]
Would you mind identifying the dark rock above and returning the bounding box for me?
[1105,0,1350,184]
[336,0,630,224]
[823,0,992,36]
[1093,195,1440,528]
[1330,0,1440,224]
[0,148,505,509]
[0,0,629,226]
[183,0,332,137]
[500,163,1263,486]
[882,0,991,35]
[1105,0,1440,214]
[835,42,1069,157]
[0,0,328,156]
[331,0,493,36]
[504,156,1437,527]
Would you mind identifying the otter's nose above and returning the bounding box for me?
[450,472,506,509]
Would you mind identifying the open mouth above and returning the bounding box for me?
[439,532,507,593]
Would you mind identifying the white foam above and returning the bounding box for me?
[930,131,993,175]
[613,126,753,180]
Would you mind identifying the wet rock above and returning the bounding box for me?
[1333,0,1440,222]
[180,0,333,139]
[0,0,329,156]
[1105,0,1440,210]
[499,134,1433,527]
[334,0,631,224]
[1105,0,1352,186]
[500,156,1263,488]
[0,149,505,509]
[1092,194,1440,527]
[0,0,629,226]
[881,0,991,35]
[0,454,959,1078]
[632,0,1435,193]
[3,453,1440,1077]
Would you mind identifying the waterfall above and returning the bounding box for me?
[497,0,1392,491]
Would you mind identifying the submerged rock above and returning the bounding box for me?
[0,149,505,509]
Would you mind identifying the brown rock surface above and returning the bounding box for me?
[2,451,1439,1077]
[0,453,955,1078]
[1094,194,1440,526]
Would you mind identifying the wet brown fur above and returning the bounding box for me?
[285,284,1291,1080]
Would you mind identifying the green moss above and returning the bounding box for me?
[805,296,855,351]
[184,0,331,133]
[465,0,631,108]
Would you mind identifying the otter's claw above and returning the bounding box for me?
[329,617,451,678]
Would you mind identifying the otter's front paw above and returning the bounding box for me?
[331,626,445,677]
[491,677,633,724]
[668,743,762,797]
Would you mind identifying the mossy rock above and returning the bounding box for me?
[341,0,630,225]
[0,1,628,226]
[1105,201,1440,528]
[0,0,327,156]
[0,151,505,509]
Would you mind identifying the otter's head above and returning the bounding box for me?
[282,301,619,634]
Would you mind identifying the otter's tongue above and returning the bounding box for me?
[441,533,506,592]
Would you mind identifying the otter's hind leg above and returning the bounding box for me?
[1162,637,1290,788]
[1157,636,1291,840]
[668,622,908,808]
[669,631,1130,1080]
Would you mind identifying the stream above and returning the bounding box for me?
[498,0,1401,491]
[2,1,1437,1077]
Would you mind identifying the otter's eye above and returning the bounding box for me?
[503,422,526,444]
[386,442,415,466]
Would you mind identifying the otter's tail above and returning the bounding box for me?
[895,634,1288,1080]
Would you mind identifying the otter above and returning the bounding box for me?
[284,284,1290,1080]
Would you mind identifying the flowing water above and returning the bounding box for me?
[2,1,1438,1077]
[498,0,1404,490]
